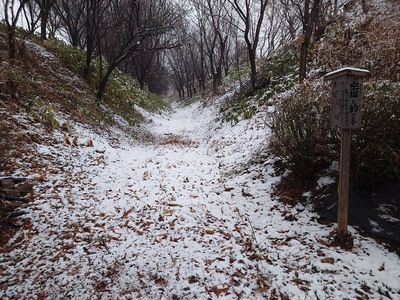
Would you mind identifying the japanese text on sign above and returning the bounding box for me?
[331,76,363,129]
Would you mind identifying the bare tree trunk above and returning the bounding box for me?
[40,7,49,39]
[7,30,17,62]
[298,0,321,83]
[199,32,206,93]
[299,40,308,83]
[97,68,114,100]
[83,0,94,80]
[227,0,269,90]
[36,0,57,40]
[248,46,257,89]
[4,0,29,62]
[212,75,218,94]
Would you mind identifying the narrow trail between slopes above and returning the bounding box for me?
[1,101,399,299]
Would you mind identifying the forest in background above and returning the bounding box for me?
[1,0,349,98]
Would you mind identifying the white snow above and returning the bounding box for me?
[324,67,371,80]
[317,176,336,188]
[1,99,400,299]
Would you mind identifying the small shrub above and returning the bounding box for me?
[28,96,60,131]
[222,43,298,124]
[259,42,299,81]
[269,80,400,188]
[44,38,87,76]
[138,92,167,113]
[221,95,258,125]
[43,37,165,125]
[351,81,400,185]
[268,81,337,180]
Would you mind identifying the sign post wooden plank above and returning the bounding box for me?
[324,67,370,243]
[338,128,351,240]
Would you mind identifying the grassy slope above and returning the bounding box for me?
[0,29,167,169]
[0,29,166,238]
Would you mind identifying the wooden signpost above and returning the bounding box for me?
[324,67,370,243]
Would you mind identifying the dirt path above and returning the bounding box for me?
[1,102,400,299]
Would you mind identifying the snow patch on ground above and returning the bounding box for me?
[1,100,399,299]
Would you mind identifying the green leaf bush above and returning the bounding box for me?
[222,44,298,125]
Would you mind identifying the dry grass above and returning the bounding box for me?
[316,0,400,81]
[0,32,110,130]
[0,118,29,173]
[159,135,198,147]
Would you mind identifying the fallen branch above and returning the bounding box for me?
[0,177,27,186]
[0,193,29,203]
[0,211,27,224]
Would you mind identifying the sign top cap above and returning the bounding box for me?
[324,67,370,81]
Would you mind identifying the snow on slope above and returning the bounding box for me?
[1,99,399,299]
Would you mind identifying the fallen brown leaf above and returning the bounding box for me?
[122,207,135,218]
[231,270,244,278]
[321,257,335,264]
[211,285,230,297]
[255,286,269,293]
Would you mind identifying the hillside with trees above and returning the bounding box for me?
[0,0,399,299]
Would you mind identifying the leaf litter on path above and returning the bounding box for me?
[1,102,400,299]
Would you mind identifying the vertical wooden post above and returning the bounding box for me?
[324,67,370,244]
[337,128,351,242]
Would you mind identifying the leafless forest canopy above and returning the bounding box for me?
[2,0,344,98]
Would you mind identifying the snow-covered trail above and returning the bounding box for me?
[1,101,400,299]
